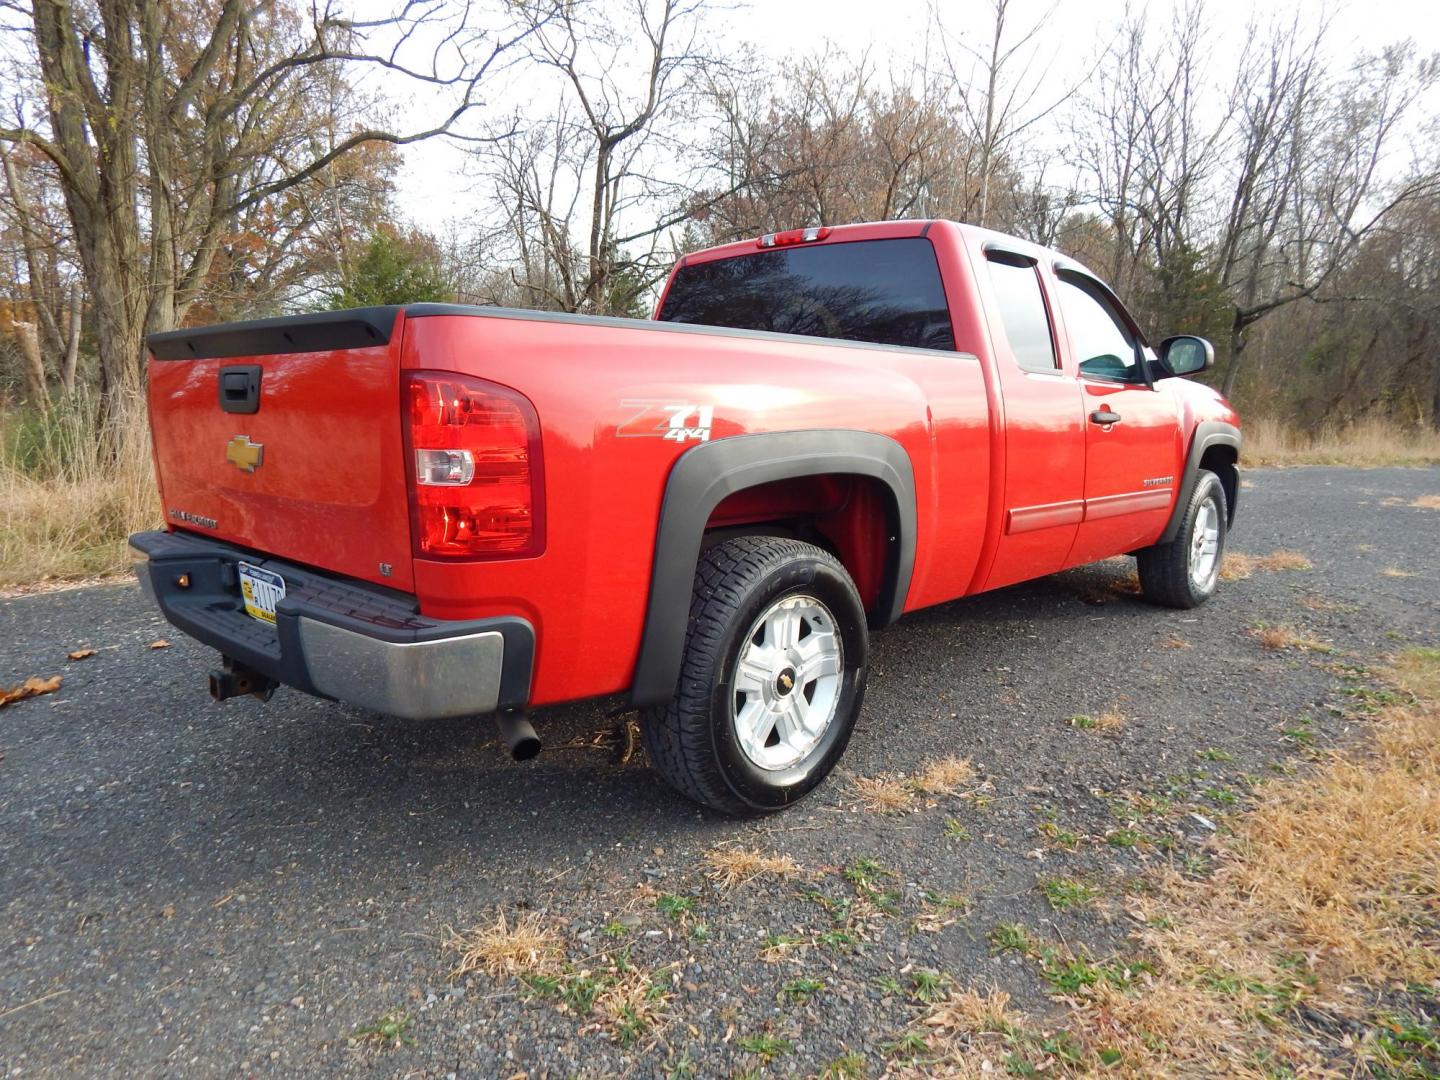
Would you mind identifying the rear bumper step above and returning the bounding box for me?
[128,530,533,720]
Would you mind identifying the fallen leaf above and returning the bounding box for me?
[148,639,171,650]
[67,649,96,661]
[161,905,176,919]
[0,676,63,709]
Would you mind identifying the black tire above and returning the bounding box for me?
[1136,469,1229,609]
[639,536,869,815]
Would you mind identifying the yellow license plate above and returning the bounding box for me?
[238,562,285,624]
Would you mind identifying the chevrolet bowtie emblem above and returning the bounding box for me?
[225,434,264,473]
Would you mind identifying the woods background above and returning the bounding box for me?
[1,0,1438,583]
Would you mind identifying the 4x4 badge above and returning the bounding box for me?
[225,434,264,473]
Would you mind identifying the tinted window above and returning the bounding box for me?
[1056,275,1138,380]
[986,259,1057,372]
[659,238,955,350]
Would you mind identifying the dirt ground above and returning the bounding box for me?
[2,466,1437,1078]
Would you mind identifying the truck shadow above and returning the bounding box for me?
[180,557,1157,874]
[15,558,1161,907]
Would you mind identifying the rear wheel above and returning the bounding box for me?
[639,536,869,815]
[1136,469,1228,608]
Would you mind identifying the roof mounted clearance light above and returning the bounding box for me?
[757,226,832,249]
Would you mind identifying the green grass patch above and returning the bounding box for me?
[1039,876,1098,910]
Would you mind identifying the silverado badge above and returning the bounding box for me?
[225,434,264,473]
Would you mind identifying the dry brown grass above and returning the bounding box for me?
[852,755,980,812]
[1411,493,1440,510]
[1067,708,1126,732]
[923,988,1016,1033]
[887,989,1030,1078]
[1,397,161,589]
[1094,708,1126,732]
[1220,548,1312,582]
[702,846,802,889]
[1381,567,1417,578]
[1250,624,1331,652]
[900,648,1440,1078]
[1243,415,1440,468]
[1070,650,1440,1075]
[1110,568,1143,596]
[1254,625,1298,650]
[911,755,977,795]
[588,964,674,1046]
[443,909,565,981]
[850,772,916,813]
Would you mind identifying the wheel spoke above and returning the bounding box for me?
[795,634,841,682]
[1189,498,1222,587]
[775,694,809,743]
[767,606,800,650]
[735,698,773,760]
[734,653,772,695]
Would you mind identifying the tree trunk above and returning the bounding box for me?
[1221,314,1247,399]
[2,148,68,367]
[77,222,147,415]
[1431,346,1440,433]
[14,321,49,413]
[62,286,81,393]
[584,142,612,313]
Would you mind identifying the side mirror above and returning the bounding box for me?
[1157,335,1214,377]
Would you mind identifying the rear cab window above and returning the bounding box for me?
[984,255,1058,373]
[658,237,955,351]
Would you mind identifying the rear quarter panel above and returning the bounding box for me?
[400,309,990,706]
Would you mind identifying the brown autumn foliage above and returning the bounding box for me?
[0,674,61,708]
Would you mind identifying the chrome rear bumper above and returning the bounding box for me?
[127,531,533,720]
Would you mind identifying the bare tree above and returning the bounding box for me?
[1214,33,1440,394]
[0,0,531,417]
[935,0,1063,229]
[0,143,81,402]
[476,0,722,315]
[1070,3,1221,310]
[690,54,991,244]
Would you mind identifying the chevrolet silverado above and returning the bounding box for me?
[130,219,1241,814]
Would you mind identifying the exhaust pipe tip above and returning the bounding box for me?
[496,710,541,761]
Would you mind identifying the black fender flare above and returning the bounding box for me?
[629,429,917,707]
[1158,420,1242,544]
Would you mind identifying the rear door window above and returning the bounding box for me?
[985,257,1058,373]
[659,237,955,350]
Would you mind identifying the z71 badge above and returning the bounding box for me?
[616,400,714,443]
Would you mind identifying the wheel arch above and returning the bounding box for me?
[629,430,917,708]
[1158,421,1241,545]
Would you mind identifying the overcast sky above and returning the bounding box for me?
[387,0,1440,236]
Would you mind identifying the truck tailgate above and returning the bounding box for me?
[146,307,415,592]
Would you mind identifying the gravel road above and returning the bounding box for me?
[2,466,1437,1079]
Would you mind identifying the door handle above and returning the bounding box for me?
[1089,407,1121,425]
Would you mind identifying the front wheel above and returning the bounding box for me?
[639,536,869,815]
[1136,469,1228,609]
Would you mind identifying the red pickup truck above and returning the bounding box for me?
[130,219,1240,814]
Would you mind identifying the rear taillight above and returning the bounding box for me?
[403,372,545,559]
